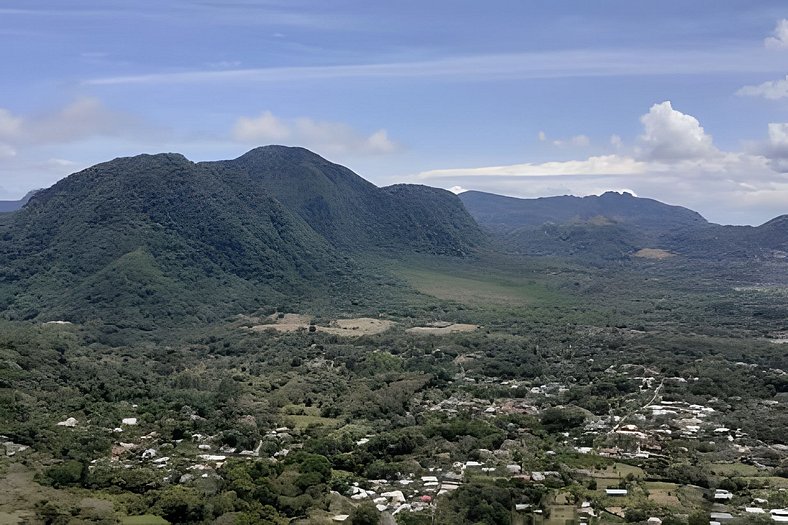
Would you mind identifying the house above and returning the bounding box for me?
[713,489,733,500]
[709,512,733,522]
[605,489,628,497]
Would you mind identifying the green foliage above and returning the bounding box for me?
[349,501,380,525]
[539,407,587,433]
[436,481,513,525]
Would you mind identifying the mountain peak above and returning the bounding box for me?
[233,145,330,164]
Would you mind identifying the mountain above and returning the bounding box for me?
[0,190,39,213]
[459,190,787,260]
[0,148,482,328]
[210,146,483,255]
[460,190,707,233]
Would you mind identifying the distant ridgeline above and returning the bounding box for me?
[0,146,483,327]
[459,190,788,261]
[0,190,40,213]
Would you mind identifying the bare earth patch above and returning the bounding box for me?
[316,318,394,337]
[249,314,394,337]
[250,313,312,333]
[633,248,675,259]
[407,322,479,335]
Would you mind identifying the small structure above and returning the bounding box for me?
[713,489,733,501]
[605,489,628,497]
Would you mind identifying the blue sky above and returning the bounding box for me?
[1,1,788,224]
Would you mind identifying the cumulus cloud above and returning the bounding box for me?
[232,110,399,154]
[636,101,717,161]
[737,75,788,100]
[763,122,788,172]
[610,134,623,148]
[765,19,788,49]
[234,111,290,141]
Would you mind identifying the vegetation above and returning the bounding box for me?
[0,148,786,524]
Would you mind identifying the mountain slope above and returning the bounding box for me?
[212,146,483,255]
[459,190,786,260]
[0,153,354,327]
[460,190,707,233]
[0,148,485,327]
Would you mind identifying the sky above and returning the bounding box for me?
[1,1,788,224]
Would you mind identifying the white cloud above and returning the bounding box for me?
[637,101,717,161]
[610,134,623,148]
[552,134,590,147]
[537,130,546,141]
[448,185,468,194]
[763,122,788,172]
[419,155,646,179]
[232,110,399,154]
[234,111,290,141]
[765,19,788,49]
[0,97,147,146]
[737,75,788,100]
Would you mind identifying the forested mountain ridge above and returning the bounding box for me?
[210,146,483,255]
[459,190,787,260]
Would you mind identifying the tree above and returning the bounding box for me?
[688,511,708,525]
[350,502,380,525]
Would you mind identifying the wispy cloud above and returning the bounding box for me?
[419,155,646,179]
[84,47,787,86]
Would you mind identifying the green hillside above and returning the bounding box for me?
[0,153,356,328]
[215,146,483,255]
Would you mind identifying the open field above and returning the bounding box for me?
[250,315,395,337]
[406,322,479,335]
[708,462,762,476]
[633,248,675,259]
[394,258,565,306]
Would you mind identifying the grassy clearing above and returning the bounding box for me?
[281,405,341,430]
[742,476,788,488]
[644,482,682,507]
[394,259,565,307]
[708,462,762,476]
